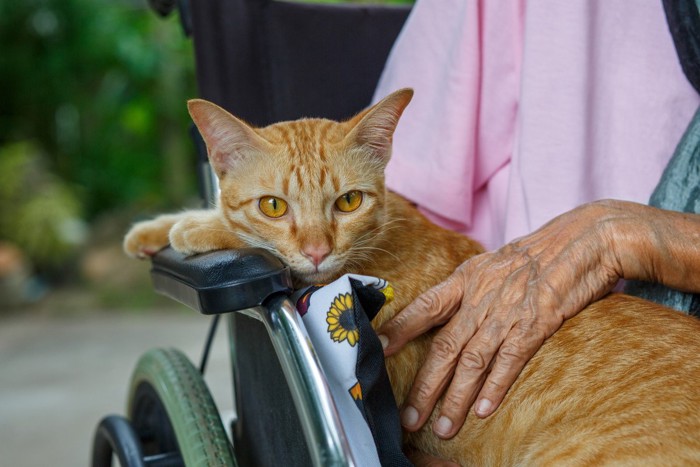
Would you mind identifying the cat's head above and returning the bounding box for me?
[187,89,413,286]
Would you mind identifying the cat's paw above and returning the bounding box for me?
[123,216,178,259]
[169,212,242,255]
[168,218,203,256]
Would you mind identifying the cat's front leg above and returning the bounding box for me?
[124,212,186,258]
[168,209,244,255]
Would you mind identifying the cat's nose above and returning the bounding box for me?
[302,243,332,268]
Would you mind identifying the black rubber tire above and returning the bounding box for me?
[91,415,146,467]
[127,348,236,467]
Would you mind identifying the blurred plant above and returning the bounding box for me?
[0,0,196,219]
[0,142,86,269]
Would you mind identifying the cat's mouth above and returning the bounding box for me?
[296,271,338,287]
[291,259,345,287]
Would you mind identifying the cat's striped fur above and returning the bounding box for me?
[125,89,700,465]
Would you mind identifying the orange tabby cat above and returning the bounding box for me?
[124,89,700,465]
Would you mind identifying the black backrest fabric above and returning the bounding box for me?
[190,0,410,126]
[188,1,411,465]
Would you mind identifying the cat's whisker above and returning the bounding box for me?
[198,228,240,234]
[355,218,407,243]
[356,219,396,238]
[235,232,279,254]
[342,255,371,273]
[350,245,398,263]
[354,225,406,249]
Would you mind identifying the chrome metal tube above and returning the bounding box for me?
[243,296,356,467]
[199,162,220,208]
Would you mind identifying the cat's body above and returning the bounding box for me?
[125,90,700,465]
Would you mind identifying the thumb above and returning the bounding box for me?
[378,272,465,355]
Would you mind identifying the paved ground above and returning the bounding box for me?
[0,308,234,467]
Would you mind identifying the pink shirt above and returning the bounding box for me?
[374,0,699,250]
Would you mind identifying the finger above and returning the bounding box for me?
[401,307,479,431]
[430,321,502,439]
[473,318,550,418]
[428,262,533,436]
[378,270,466,356]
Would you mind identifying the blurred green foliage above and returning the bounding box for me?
[0,0,196,221]
[0,142,85,268]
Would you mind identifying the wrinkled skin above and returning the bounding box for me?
[378,199,700,440]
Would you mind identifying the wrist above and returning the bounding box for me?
[591,200,651,283]
[603,200,700,291]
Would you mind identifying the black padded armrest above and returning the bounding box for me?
[150,246,293,314]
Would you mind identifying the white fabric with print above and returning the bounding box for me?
[295,273,393,466]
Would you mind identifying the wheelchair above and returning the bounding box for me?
[90,0,411,466]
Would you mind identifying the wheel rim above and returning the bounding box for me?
[130,381,183,464]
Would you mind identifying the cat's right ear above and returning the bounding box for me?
[187,99,271,178]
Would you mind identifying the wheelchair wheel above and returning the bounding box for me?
[127,348,236,467]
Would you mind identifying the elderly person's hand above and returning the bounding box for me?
[378,199,700,439]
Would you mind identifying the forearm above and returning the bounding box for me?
[607,200,700,292]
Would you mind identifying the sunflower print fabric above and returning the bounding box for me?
[293,274,394,467]
[326,293,360,346]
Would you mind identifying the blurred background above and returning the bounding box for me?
[0,0,411,465]
[0,0,197,311]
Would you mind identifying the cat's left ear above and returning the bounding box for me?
[344,88,413,166]
[187,99,272,179]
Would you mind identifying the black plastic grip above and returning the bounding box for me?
[150,246,293,314]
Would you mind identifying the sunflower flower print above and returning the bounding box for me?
[326,292,359,347]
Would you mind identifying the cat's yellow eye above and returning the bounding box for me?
[259,196,288,218]
[335,191,363,213]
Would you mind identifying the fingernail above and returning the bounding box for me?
[475,398,493,417]
[401,406,419,427]
[378,334,389,350]
[433,416,453,437]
